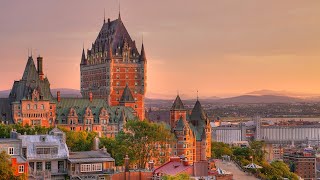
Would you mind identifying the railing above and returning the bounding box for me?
[69,168,114,175]
[28,168,51,178]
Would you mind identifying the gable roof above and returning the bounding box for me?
[171,95,185,110]
[120,84,135,103]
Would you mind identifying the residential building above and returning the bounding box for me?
[0,133,28,178]
[68,147,115,180]
[80,14,147,120]
[15,128,69,180]
[283,148,316,180]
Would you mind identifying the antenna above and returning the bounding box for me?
[118,0,121,19]
[197,90,199,100]
[104,8,106,23]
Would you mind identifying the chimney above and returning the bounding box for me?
[57,91,61,102]
[89,92,93,102]
[37,56,44,80]
[93,137,100,150]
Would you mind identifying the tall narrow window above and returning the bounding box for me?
[8,147,14,155]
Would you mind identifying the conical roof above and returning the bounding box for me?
[139,43,146,62]
[190,100,206,121]
[171,95,185,110]
[81,48,86,65]
[120,84,135,103]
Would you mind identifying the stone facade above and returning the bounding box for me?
[170,95,212,164]
[80,15,147,120]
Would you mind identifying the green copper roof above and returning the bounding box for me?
[171,95,185,110]
[55,98,136,124]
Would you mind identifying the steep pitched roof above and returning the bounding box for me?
[190,100,206,121]
[9,56,54,102]
[120,85,135,103]
[22,56,38,81]
[171,95,185,110]
[92,18,139,56]
[0,98,11,123]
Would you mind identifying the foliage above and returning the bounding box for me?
[0,151,25,180]
[0,123,51,138]
[162,173,190,180]
[59,127,97,151]
[211,141,299,180]
[211,142,232,158]
[100,120,175,168]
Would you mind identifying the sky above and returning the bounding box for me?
[0,0,320,98]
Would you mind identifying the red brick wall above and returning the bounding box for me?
[111,171,152,180]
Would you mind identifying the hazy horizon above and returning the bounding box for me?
[1,0,320,98]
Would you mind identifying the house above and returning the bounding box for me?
[0,133,28,178]
[68,147,115,180]
[17,128,69,180]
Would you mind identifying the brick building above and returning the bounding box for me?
[8,56,56,127]
[0,55,137,137]
[170,95,212,164]
[283,148,316,180]
[80,14,147,120]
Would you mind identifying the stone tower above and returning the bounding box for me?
[80,15,147,120]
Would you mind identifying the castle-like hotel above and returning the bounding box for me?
[0,13,211,164]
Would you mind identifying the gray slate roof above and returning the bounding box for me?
[68,150,114,163]
[19,134,69,160]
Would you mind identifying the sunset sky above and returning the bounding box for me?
[0,0,320,98]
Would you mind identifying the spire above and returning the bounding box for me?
[139,42,147,62]
[190,99,206,122]
[118,0,121,20]
[104,8,106,23]
[81,46,86,65]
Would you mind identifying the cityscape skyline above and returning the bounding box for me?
[0,0,320,98]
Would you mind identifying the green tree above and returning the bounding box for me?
[100,120,175,168]
[63,129,97,151]
[162,173,190,180]
[0,151,25,180]
[211,142,232,158]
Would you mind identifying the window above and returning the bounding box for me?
[8,147,14,155]
[45,162,51,170]
[41,104,44,110]
[80,163,102,172]
[34,104,37,109]
[116,68,120,72]
[27,104,30,110]
[58,161,64,172]
[18,165,24,173]
[36,162,43,171]
[50,105,52,109]
[135,82,138,86]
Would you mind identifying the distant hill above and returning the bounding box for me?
[214,95,304,104]
[246,89,320,98]
[0,88,81,98]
